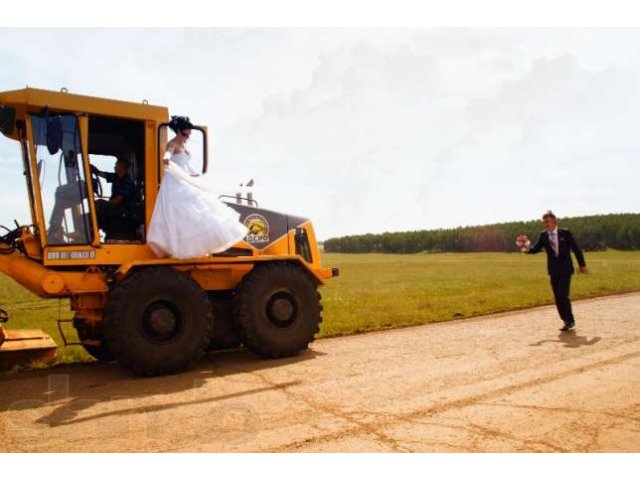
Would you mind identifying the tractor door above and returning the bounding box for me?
[26,114,96,246]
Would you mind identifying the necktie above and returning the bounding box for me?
[550,232,559,256]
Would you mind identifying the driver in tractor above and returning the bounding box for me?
[47,154,136,242]
[90,158,136,234]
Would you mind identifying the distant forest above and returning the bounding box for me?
[323,213,640,253]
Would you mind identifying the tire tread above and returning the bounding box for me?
[103,267,213,376]
[233,262,322,359]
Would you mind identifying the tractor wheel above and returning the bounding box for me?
[74,319,113,362]
[103,267,213,376]
[234,262,322,358]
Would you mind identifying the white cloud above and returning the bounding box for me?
[1,29,638,239]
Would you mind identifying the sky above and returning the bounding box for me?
[0,28,638,240]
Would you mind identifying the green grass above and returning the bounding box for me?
[319,250,640,336]
[1,250,639,365]
[0,280,90,364]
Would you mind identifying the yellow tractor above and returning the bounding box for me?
[0,87,338,376]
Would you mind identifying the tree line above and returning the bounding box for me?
[323,213,640,254]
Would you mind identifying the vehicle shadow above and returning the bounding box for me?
[529,331,602,349]
[0,347,326,428]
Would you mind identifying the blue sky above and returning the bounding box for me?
[0,28,638,239]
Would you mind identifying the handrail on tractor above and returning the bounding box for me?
[218,194,259,208]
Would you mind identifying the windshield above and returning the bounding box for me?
[30,114,92,245]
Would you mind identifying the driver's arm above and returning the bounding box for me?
[90,164,108,179]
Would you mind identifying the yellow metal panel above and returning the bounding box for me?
[0,248,108,298]
[116,254,326,286]
[0,88,168,122]
[187,263,253,290]
[0,328,57,368]
[43,244,157,266]
[20,229,42,259]
[146,120,160,227]
[19,135,40,228]
[24,115,48,248]
[302,222,323,269]
[262,234,291,256]
[78,114,101,246]
[61,271,109,294]
[71,293,106,311]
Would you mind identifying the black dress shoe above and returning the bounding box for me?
[559,322,575,332]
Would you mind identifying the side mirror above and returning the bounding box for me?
[0,105,16,135]
[46,116,63,155]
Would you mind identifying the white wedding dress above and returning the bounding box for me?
[147,151,248,259]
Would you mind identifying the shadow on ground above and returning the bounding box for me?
[530,331,602,349]
[0,348,325,428]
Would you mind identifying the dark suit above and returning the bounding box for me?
[528,228,586,324]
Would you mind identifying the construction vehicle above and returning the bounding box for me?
[0,87,338,376]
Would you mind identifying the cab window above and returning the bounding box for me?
[30,114,92,245]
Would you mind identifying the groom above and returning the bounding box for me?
[526,211,588,331]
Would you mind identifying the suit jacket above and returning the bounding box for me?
[528,228,586,276]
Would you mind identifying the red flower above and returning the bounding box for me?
[515,234,531,251]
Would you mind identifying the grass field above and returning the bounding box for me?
[1,250,640,365]
[320,250,640,336]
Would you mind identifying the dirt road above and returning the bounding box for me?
[1,293,639,452]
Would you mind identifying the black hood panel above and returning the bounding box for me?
[226,202,309,250]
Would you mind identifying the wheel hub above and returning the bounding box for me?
[266,292,297,328]
[141,301,182,343]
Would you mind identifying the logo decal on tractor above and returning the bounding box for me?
[244,214,270,243]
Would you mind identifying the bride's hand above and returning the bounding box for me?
[162,145,174,166]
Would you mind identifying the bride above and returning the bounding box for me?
[147,115,248,259]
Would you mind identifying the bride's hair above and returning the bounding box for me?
[169,115,195,133]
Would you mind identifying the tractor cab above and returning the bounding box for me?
[0,88,201,252]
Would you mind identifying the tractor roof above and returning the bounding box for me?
[0,87,169,125]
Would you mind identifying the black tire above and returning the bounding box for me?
[234,262,322,358]
[102,267,213,376]
[74,319,114,362]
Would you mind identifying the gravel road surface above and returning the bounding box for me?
[1,293,638,452]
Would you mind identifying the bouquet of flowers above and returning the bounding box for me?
[515,234,531,252]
